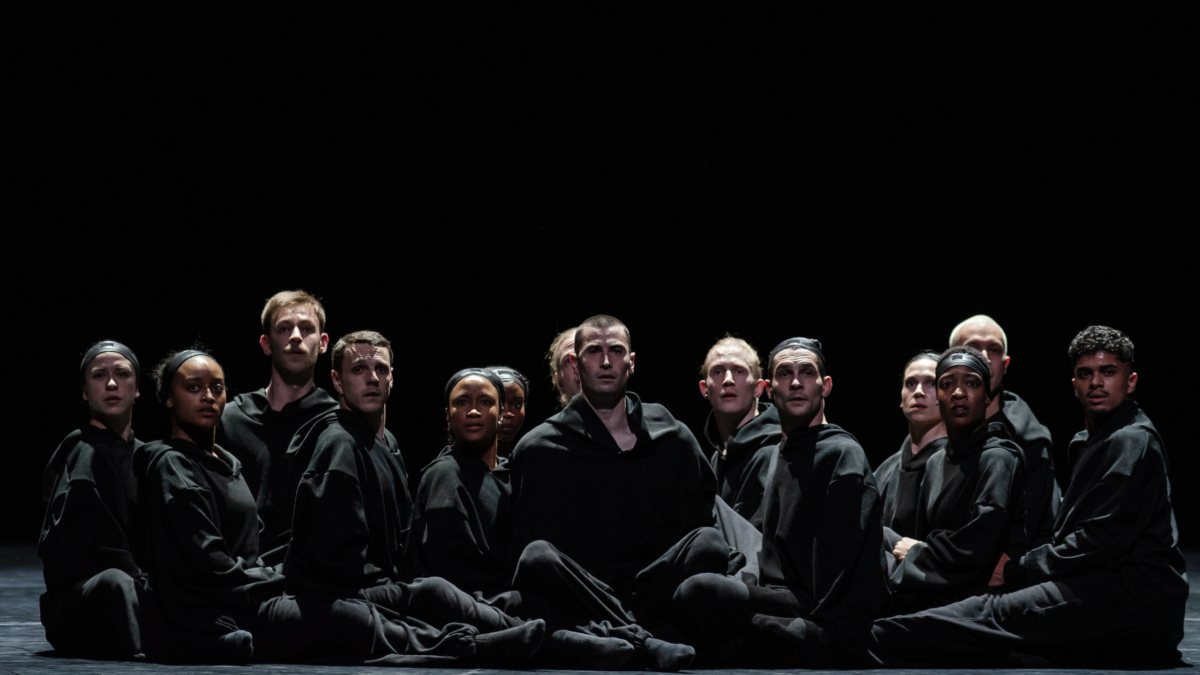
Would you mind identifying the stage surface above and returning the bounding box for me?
[1,545,1195,673]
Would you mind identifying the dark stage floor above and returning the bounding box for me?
[1,545,1196,674]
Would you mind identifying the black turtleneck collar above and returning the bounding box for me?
[945,420,1006,460]
[1082,398,1139,443]
[901,434,949,471]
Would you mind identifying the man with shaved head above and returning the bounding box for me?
[672,337,888,666]
[697,336,780,528]
[510,315,741,642]
[950,315,1059,548]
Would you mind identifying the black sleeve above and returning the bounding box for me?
[409,464,497,591]
[893,450,1022,593]
[679,423,718,531]
[1009,432,1162,587]
[811,473,874,609]
[39,452,142,589]
[289,452,376,589]
[1021,438,1062,549]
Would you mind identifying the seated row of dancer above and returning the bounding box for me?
[39,290,1186,668]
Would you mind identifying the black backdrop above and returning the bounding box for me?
[8,6,1193,544]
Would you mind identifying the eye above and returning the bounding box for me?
[92,372,105,379]
[213,384,225,394]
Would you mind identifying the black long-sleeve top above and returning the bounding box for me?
[134,439,284,634]
[890,422,1025,601]
[757,424,889,633]
[702,402,783,529]
[409,446,511,594]
[509,392,716,594]
[989,389,1060,550]
[217,386,339,559]
[284,409,413,599]
[1003,400,1188,645]
[40,425,144,592]
[874,435,948,538]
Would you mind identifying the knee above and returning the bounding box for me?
[408,576,460,609]
[684,527,734,574]
[89,569,138,602]
[517,540,558,572]
[672,573,728,610]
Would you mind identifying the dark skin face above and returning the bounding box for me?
[497,381,526,444]
[447,376,501,451]
[936,365,992,445]
[1073,350,1138,429]
[167,356,226,452]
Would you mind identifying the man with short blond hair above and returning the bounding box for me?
[950,314,1059,548]
[218,290,338,562]
[697,336,780,527]
[547,327,581,409]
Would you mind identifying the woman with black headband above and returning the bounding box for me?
[410,368,696,671]
[487,365,529,456]
[875,351,948,539]
[887,345,1027,613]
[39,340,152,660]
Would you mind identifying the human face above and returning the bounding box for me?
[261,304,329,378]
[1073,350,1137,417]
[572,326,634,402]
[167,356,226,431]
[332,344,392,416]
[700,346,763,418]
[82,353,139,419]
[900,358,940,425]
[953,322,1007,393]
[769,349,831,427]
[553,337,581,401]
[936,365,990,433]
[447,376,501,447]
[498,381,526,443]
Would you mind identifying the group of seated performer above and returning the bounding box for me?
[38,289,1186,669]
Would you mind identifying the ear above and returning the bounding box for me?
[134,388,140,400]
[629,352,636,374]
[81,387,88,402]
[166,394,175,409]
[1002,355,1011,373]
[754,379,766,398]
[260,334,272,356]
[331,368,344,396]
[445,407,450,425]
[821,376,833,398]
[1127,371,1138,394]
[698,380,709,399]
[318,333,330,354]
[568,353,578,367]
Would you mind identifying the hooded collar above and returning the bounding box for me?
[553,391,650,455]
[944,421,1005,460]
[704,402,781,462]
[899,434,948,472]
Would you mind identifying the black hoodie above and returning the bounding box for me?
[874,435,949,538]
[40,425,144,592]
[889,421,1025,603]
[217,386,339,561]
[702,402,783,529]
[988,389,1060,550]
[1003,400,1187,646]
[284,409,412,599]
[758,423,889,635]
[509,392,716,593]
[409,446,512,594]
[134,439,283,634]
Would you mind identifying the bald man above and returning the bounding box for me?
[697,336,781,529]
[950,315,1059,549]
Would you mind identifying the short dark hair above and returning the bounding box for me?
[574,315,631,353]
[1068,325,1135,367]
[261,290,326,335]
[904,350,942,372]
[331,330,392,373]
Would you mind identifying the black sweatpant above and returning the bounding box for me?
[870,573,1181,668]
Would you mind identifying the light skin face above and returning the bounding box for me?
[260,304,329,383]
[1073,351,1137,425]
[167,356,226,451]
[699,345,765,446]
[900,357,946,453]
[331,344,392,435]
[936,365,992,443]
[553,337,581,403]
[951,320,1008,395]
[82,353,139,437]
[498,381,526,444]
[446,376,501,468]
[769,349,832,435]
[570,326,635,410]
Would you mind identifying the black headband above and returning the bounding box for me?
[768,337,827,373]
[936,350,991,393]
[444,368,506,407]
[80,340,140,384]
[488,366,529,400]
[158,350,211,404]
